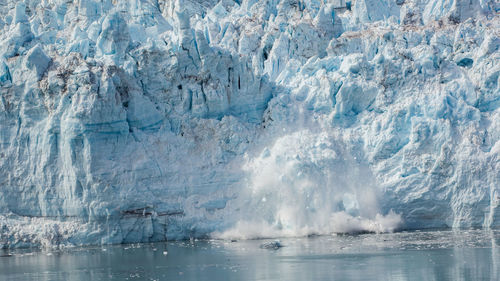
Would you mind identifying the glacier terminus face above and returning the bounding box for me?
[0,0,499,248]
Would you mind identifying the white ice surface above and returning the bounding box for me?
[0,0,499,247]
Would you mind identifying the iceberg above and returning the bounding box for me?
[0,0,498,248]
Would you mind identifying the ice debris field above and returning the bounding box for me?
[0,0,499,248]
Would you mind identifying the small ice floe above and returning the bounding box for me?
[260,240,284,250]
[162,251,168,255]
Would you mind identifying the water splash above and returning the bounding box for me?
[214,129,402,239]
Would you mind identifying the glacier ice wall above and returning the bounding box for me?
[0,0,499,247]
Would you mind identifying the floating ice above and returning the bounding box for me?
[260,240,284,250]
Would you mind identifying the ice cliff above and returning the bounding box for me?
[0,0,499,248]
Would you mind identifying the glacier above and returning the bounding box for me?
[0,0,499,248]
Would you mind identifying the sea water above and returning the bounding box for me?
[1,230,499,281]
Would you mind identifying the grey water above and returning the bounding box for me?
[1,230,499,281]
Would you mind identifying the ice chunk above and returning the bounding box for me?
[0,59,11,84]
[1,22,34,58]
[353,0,400,23]
[260,240,283,249]
[24,44,51,81]
[13,2,28,24]
[96,12,130,60]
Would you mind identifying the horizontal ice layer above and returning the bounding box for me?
[0,0,499,247]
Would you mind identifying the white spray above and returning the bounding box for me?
[215,129,402,239]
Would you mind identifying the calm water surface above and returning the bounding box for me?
[1,230,499,281]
